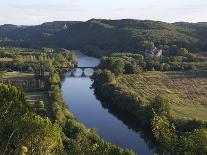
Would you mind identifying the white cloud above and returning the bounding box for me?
[0,0,207,25]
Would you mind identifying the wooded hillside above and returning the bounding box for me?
[1,19,207,56]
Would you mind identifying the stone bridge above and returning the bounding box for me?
[56,67,97,77]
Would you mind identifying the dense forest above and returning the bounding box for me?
[1,19,207,56]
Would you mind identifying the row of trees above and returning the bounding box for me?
[0,79,46,91]
[0,48,77,72]
[98,54,144,75]
[98,52,207,75]
[151,96,207,154]
[47,68,135,154]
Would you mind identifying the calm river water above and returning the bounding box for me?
[61,51,153,155]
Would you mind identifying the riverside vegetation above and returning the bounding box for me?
[0,48,135,155]
[1,18,207,154]
[92,52,207,154]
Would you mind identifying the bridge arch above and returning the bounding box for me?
[59,67,96,77]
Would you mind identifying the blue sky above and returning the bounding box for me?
[0,0,207,25]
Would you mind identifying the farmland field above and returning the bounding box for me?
[116,71,207,121]
[25,91,50,105]
[25,91,55,119]
[2,71,34,80]
[0,58,13,62]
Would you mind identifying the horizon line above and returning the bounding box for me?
[1,18,207,26]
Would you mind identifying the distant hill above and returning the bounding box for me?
[0,21,80,47]
[0,19,207,56]
[174,22,207,49]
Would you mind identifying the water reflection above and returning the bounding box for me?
[65,68,95,77]
[99,101,156,151]
[61,51,154,154]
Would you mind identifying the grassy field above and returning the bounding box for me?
[25,91,55,119]
[116,71,207,121]
[0,58,13,62]
[25,91,50,105]
[1,72,47,104]
[1,71,34,80]
[1,71,54,118]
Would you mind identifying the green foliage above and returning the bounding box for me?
[0,47,135,154]
[179,128,207,154]
[99,54,144,75]
[99,52,207,74]
[142,41,155,50]
[151,115,177,151]
[111,59,125,75]
[2,19,207,56]
[0,48,77,72]
[49,84,72,124]
[47,72,135,155]
[151,113,207,154]
[49,73,60,85]
[124,63,141,74]
[82,45,103,57]
[15,114,63,155]
[63,119,135,155]
[35,100,45,112]
[21,146,28,155]
[179,48,189,56]
[0,84,30,126]
[93,63,207,154]
[168,45,180,56]
[92,69,116,92]
[0,83,63,155]
[151,96,170,117]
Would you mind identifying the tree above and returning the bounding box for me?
[35,100,45,112]
[0,84,63,154]
[124,63,141,74]
[151,115,177,151]
[151,96,170,117]
[145,60,154,71]
[14,55,24,64]
[36,100,44,108]
[142,41,155,50]
[16,115,63,155]
[50,73,60,85]
[163,63,171,71]
[93,69,116,85]
[55,54,67,67]
[21,146,28,155]
[180,128,207,154]
[111,59,125,75]
[179,48,189,56]
[169,45,179,56]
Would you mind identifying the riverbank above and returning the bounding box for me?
[92,61,207,154]
[49,73,135,154]
[61,51,152,154]
[0,49,135,154]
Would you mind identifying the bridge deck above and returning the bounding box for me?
[57,67,97,69]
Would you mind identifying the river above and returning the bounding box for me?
[61,51,153,155]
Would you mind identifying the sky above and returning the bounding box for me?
[0,0,207,25]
